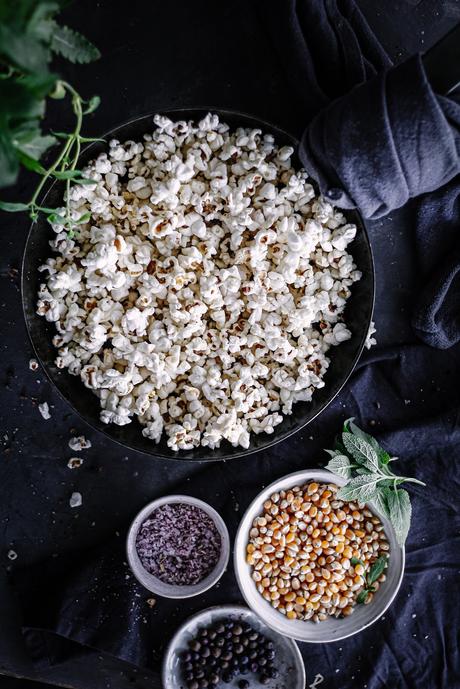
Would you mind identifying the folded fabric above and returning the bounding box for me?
[262,0,460,348]
[299,55,460,219]
[411,178,460,348]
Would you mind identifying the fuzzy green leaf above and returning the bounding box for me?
[336,474,382,503]
[387,488,412,546]
[356,590,369,605]
[350,557,365,567]
[370,486,392,520]
[367,555,388,585]
[326,454,353,479]
[50,23,100,63]
[342,433,380,472]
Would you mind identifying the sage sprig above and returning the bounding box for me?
[325,419,425,546]
[355,555,388,604]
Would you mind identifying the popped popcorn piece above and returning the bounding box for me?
[7,550,17,561]
[68,435,92,451]
[38,402,51,420]
[365,321,377,349]
[29,359,39,371]
[37,113,362,451]
[69,492,82,508]
[67,457,84,469]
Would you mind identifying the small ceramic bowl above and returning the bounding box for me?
[126,495,230,599]
[234,469,405,643]
[162,604,306,689]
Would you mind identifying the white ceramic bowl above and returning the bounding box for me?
[234,469,405,643]
[162,605,306,689]
[127,495,230,599]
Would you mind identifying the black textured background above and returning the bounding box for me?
[1,2,459,689]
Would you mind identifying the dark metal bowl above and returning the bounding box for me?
[21,108,374,461]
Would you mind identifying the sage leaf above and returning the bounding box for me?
[336,474,382,502]
[348,418,380,452]
[387,488,412,547]
[370,486,392,520]
[350,557,364,567]
[356,590,368,604]
[325,454,353,479]
[342,433,380,472]
[367,555,388,585]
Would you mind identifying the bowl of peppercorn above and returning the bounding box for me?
[126,495,230,598]
[162,604,305,689]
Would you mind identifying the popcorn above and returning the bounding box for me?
[37,114,361,451]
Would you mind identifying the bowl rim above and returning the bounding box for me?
[126,494,230,598]
[161,603,306,689]
[234,468,405,643]
[21,107,375,462]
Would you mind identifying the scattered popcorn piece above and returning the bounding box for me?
[68,435,92,451]
[37,113,362,451]
[7,550,17,561]
[146,597,157,608]
[38,402,51,420]
[69,492,82,508]
[67,457,84,469]
[29,358,39,371]
[365,321,377,349]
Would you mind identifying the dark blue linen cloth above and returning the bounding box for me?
[1,2,459,689]
[264,0,460,349]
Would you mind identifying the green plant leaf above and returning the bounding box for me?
[49,23,100,63]
[356,590,368,604]
[336,474,382,503]
[367,555,388,585]
[350,557,365,567]
[0,200,30,212]
[0,23,51,74]
[386,488,412,546]
[16,150,46,173]
[342,433,380,472]
[370,486,392,519]
[325,453,353,479]
[0,129,19,188]
[349,419,381,450]
[83,95,100,114]
[16,133,57,160]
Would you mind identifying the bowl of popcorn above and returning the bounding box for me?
[234,469,404,642]
[22,109,374,460]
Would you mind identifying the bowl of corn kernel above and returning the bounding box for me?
[234,469,404,642]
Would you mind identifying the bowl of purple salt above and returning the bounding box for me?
[126,495,230,598]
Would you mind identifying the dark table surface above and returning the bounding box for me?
[1,2,459,689]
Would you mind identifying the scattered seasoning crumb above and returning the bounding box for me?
[135,503,221,585]
[38,402,51,420]
[69,492,82,508]
[7,549,17,561]
[29,359,39,371]
[146,598,156,608]
[67,457,84,469]
[68,435,92,451]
